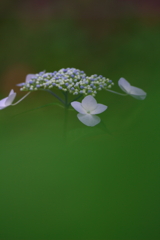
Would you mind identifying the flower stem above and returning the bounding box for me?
[62,92,69,143]
[63,105,68,143]
[63,91,68,108]
[12,102,64,118]
[70,94,83,103]
[11,92,31,105]
[104,88,128,96]
[43,89,65,105]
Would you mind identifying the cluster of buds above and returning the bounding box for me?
[19,68,114,97]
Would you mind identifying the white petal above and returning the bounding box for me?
[5,90,16,106]
[0,97,8,109]
[129,86,147,100]
[71,102,87,114]
[81,95,97,112]
[9,89,15,96]
[118,78,131,93]
[25,74,35,83]
[91,104,108,114]
[77,113,101,126]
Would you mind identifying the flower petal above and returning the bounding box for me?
[71,101,87,114]
[91,104,108,114]
[0,97,8,109]
[118,78,131,93]
[129,86,147,100]
[77,113,101,126]
[81,95,97,111]
[25,74,35,83]
[5,90,16,106]
[9,89,15,96]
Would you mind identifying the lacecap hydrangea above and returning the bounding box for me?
[19,68,114,97]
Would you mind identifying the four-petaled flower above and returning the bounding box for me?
[71,95,107,126]
[118,78,147,100]
[0,90,16,110]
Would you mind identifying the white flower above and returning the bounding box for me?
[118,78,147,100]
[71,95,107,126]
[17,74,35,86]
[0,90,16,110]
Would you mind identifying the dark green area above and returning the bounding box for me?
[0,16,160,240]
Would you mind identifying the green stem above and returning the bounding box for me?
[63,91,69,108]
[62,92,69,143]
[71,94,83,103]
[12,102,64,118]
[43,89,65,105]
[63,93,83,142]
[63,106,68,143]
[98,120,112,135]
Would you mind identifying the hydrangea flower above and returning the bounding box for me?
[71,95,107,126]
[18,68,114,97]
[118,78,147,100]
[0,90,16,110]
[0,68,147,129]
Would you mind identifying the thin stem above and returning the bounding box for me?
[97,120,112,135]
[104,88,128,96]
[67,94,83,107]
[12,102,64,118]
[11,92,31,106]
[62,92,69,143]
[71,94,83,103]
[43,89,65,105]
[63,91,68,108]
[63,106,68,143]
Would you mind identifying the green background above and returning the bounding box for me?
[0,1,160,239]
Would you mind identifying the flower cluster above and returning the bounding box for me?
[0,67,147,127]
[18,68,114,97]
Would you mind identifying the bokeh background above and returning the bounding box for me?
[0,0,160,239]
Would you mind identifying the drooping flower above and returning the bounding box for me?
[71,95,107,126]
[0,90,16,110]
[118,78,147,100]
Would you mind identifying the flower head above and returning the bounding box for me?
[71,95,107,126]
[118,78,147,100]
[0,90,16,110]
[18,68,114,97]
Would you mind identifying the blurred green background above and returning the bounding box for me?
[0,0,160,239]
